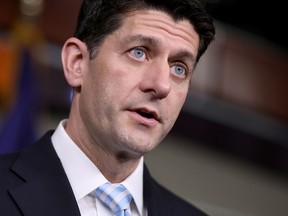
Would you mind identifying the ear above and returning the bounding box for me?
[61,37,88,88]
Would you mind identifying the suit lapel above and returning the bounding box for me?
[8,131,81,216]
[143,165,174,216]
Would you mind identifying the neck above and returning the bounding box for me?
[64,115,141,183]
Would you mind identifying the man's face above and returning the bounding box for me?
[79,10,199,157]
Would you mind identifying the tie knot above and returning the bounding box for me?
[96,183,132,215]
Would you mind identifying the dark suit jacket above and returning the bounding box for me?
[0,130,208,216]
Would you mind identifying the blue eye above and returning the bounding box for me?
[171,64,186,77]
[131,48,145,59]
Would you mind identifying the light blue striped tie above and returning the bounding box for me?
[96,183,133,216]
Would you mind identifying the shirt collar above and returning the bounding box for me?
[51,119,144,214]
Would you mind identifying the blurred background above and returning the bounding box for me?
[0,0,288,215]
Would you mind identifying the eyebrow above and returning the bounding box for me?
[173,50,196,64]
[120,34,159,48]
[121,34,196,63]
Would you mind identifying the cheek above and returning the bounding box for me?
[168,90,188,118]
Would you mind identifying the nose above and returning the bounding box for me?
[139,60,171,99]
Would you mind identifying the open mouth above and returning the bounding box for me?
[131,107,160,122]
[136,109,155,119]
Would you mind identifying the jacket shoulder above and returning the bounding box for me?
[0,130,55,189]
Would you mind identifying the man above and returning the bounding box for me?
[0,0,215,215]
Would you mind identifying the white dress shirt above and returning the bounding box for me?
[51,120,147,216]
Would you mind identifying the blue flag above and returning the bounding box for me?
[0,48,39,154]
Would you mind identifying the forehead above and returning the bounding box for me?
[114,9,199,55]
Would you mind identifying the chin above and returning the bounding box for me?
[126,140,159,157]
[116,129,163,155]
